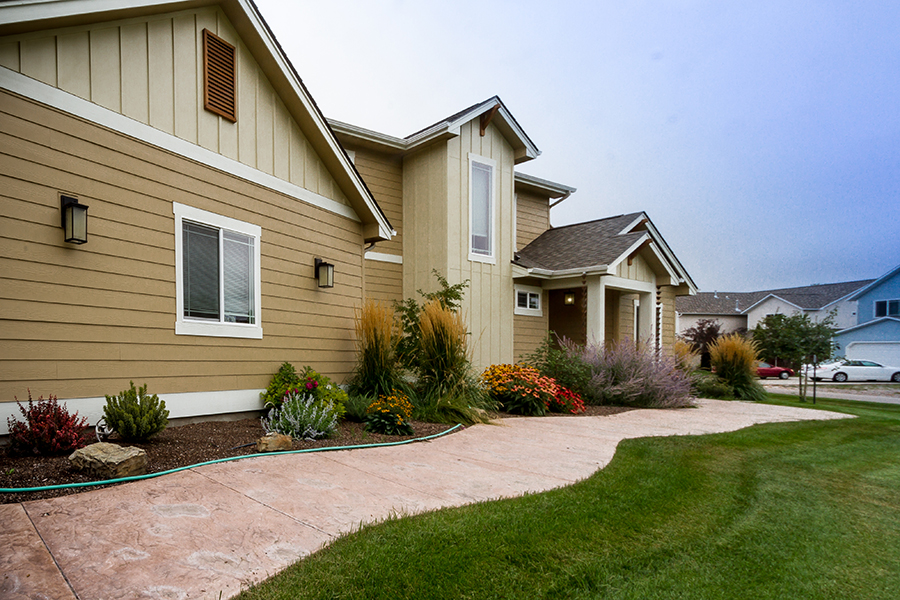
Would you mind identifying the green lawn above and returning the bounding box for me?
[239,397,900,599]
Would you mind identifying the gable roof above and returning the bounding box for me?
[329,96,540,164]
[676,279,875,315]
[846,263,900,300]
[0,0,393,242]
[514,212,697,292]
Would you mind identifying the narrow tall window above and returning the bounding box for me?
[469,154,495,261]
[203,29,236,122]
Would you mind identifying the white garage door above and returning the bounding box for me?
[845,342,900,366]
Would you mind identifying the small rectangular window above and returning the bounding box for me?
[203,29,237,122]
[469,154,496,263]
[875,301,887,317]
[515,286,542,316]
[890,300,900,316]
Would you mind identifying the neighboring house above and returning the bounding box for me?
[0,0,392,432]
[833,264,900,365]
[333,100,697,369]
[676,279,874,335]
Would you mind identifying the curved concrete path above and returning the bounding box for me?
[1,399,850,600]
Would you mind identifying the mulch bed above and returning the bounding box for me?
[1,405,634,505]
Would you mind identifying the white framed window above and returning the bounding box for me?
[468,153,496,263]
[515,285,543,317]
[875,299,900,318]
[173,203,263,339]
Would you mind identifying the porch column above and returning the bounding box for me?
[586,276,605,345]
[638,291,655,346]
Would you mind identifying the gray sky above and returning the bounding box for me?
[255,0,899,292]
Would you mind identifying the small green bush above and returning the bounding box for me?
[365,391,414,436]
[709,333,767,402]
[691,371,735,399]
[344,393,373,423]
[103,381,169,441]
[299,367,348,421]
[261,390,339,441]
[261,362,301,408]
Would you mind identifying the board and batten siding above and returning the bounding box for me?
[615,253,655,283]
[515,189,550,250]
[0,6,350,208]
[0,89,365,412]
[402,141,448,300]
[447,120,515,370]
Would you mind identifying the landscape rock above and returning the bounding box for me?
[69,443,148,479]
[256,432,293,452]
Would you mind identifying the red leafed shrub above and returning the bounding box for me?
[549,386,586,414]
[7,390,88,455]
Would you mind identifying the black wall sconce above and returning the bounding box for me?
[315,258,334,288]
[60,195,88,244]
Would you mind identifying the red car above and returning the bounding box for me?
[757,362,793,379]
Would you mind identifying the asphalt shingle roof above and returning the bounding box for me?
[515,213,645,271]
[675,279,875,314]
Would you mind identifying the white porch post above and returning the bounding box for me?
[586,276,605,345]
[638,291,655,346]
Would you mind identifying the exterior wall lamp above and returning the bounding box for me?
[315,258,334,288]
[564,292,576,305]
[60,195,88,244]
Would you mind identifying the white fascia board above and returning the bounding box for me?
[524,265,611,279]
[741,294,804,315]
[514,172,577,198]
[640,215,699,294]
[328,119,408,151]
[1,67,361,222]
[618,213,648,235]
[0,0,194,25]
[602,275,656,294]
[847,264,900,301]
[442,98,540,161]
[833,316,900,336]
[607,233,651,271]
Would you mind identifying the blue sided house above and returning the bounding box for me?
[833,264,900,366]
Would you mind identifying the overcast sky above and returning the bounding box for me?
[255,0,899,293]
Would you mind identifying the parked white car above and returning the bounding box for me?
[806,360,900,382]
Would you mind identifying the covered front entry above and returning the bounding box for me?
[547,277,659,349]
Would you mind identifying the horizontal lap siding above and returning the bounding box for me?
[659,286,677,352]
[516,191,549,250]
[0,91,364,405]
[513,290,549,362]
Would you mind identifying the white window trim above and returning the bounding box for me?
[468,153,497,264]
[515,284,543,317]
[874,299,900,318]
[174,202,263,339]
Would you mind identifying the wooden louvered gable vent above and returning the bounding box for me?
[203,29,237,122]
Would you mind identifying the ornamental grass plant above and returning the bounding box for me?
[417,300,470,394]
[709,333,767,401]
[348,299,403,399]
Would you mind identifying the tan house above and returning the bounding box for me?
[1,0,696,433]
[332,98,697,371]
[0,0,392,431]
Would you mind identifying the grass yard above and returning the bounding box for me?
[239,397,900,599]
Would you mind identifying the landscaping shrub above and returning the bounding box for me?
[672,339,701,374]
[6,390,88,455]
[524,333,592,397]
[261,389,339,441]
[690,371,736,399]
[709,333,767,402]
[395,269,469,369]
[103,381,169,442]
[365,390,415,436]
[549,386,586,414]
[261,362,301,408]
[410,381,495,425]
[343,394,372,423]
[417,300,471,395]
[564,339,695,408]
[300,367,348,421]
[348,299,403,399]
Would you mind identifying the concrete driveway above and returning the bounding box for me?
[0,399,850,600]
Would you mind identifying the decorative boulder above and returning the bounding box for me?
[257,432,293,452]
[69,442,148,479]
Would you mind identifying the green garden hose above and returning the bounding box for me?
[1,424,463,494]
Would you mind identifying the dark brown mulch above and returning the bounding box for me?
[1,405,635,505]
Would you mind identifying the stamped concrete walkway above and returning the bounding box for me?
[1,399,850,600]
